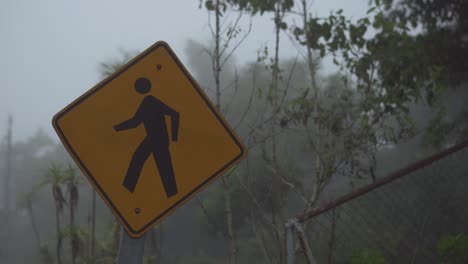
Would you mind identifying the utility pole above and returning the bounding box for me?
[4,115,13,263]
[5,116,12,215]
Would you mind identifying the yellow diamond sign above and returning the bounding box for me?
[52,41,247,238]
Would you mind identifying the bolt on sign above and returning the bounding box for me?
[52,41,247,238]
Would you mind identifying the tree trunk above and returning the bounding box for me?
[70,186,77,264]
[27,200,42,253]
[272,3,284,263]
[4,116,13,263]
[214,1,237,262]
[56,208,62,264]
[301,0,318,95]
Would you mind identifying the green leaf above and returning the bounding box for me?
[333,58,339,65]
[279,21,288,30]
[205,0,215,11]
[367,6,376,14]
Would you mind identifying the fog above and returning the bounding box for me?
[1,0,367,140]
[1,0,467,263]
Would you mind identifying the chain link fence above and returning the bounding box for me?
[294,141,468,263]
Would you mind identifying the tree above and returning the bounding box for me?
[198,1,252,263]
[224,1,299,263]
[39,164,67,264]
[64,165,82,264]
[382,0,468,147]
[18,190,48,262]
[280,0,468,261]
[384,0,468,84]
[98,49,139,79]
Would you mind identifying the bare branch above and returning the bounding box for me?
[223,67,240,116]
[221,17,253,68]
[207,10,216,37]
[250,210,274,264]
[220,9,235,32]
[202,47,214,59]
[237,175,275,227]
[233,63,259,130]
[285,27,308,62]
[254,54,300,129]
[219,12,244,59]
[265,162,308,205]
[195,196,230,240]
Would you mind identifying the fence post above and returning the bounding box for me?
[293,221,316,264]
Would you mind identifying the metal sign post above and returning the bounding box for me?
[117,228,146,264]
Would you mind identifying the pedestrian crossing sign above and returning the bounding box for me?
[52,41,247,238]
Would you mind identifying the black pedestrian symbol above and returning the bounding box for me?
[114,77,179,197]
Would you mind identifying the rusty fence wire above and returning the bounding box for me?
[295,141,468,263]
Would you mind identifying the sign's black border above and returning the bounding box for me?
[52,41,247,237]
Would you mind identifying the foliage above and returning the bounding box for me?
[382,0,468,147]
[226,0,293,15]
[4,0,467,262]
[39,244,54,264]
[384,0,468,84]
[197,178,251,238]
[39,163,68,213]
[98,49,139,78]
[437,234,468,264]
[60,226,88,261]
[286,0,467,191]
[294,0,444,114]
[200,0,293,14]
[349,248,388,264]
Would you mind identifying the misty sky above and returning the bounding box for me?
[1,0,368,141]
